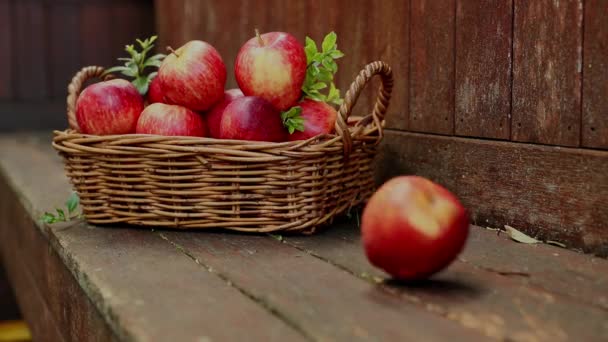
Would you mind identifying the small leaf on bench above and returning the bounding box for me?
[504,225,540,244]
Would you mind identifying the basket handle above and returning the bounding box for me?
[335,61,393,156]
[66,66,108,131]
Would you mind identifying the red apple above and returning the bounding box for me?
[219,96,287,142]
[235,31,307,111]
[136,103,206,137]
[206,88,244,138]
[361,176,469,280]
[147,76,166,104]
[288,99,338,141]
[158,40,226,111]
[75,79,143,135]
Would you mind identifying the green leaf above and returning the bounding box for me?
[147,72,158,82]
[310,82,327,90]
[317,69,333,82]
[330,50,345,59]
[281,106,305,134]
[304,36,317,62]
[132,76,150,96]
[143,59,162,68]
[56,209,66,221]
[41,212,56,224]
[66,192,79,214]
[322,32,337,52]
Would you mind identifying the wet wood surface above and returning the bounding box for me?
[0,133,607,341]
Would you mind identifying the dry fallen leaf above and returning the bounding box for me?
[504,225,540,244]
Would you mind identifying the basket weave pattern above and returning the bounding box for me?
[53,61,393,233]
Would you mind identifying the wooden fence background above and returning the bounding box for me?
[156,0,607,255]
[0,0,154,131]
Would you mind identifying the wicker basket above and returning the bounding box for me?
[52,61,393,234]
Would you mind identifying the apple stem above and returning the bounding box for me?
[166,46,180,57]
[255,28,265,47]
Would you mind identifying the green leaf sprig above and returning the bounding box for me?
[281,106,305,134]
[103,35,166,96]
[41,192,81,224]
[302,32,345,106]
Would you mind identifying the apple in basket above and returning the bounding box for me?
[75,79,144,135]
[206,88,244,138]
[158,40,227,111]
[147,76,166,104]
[219,96,287,142]
[235,30,307,111]
[361,176,469,281]
[136,103,206,137]
[287,99,338,141]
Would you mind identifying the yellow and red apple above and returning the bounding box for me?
[136,103,206,137]
[75,79,144,135]
[235,31,307,111]
[361,176,469,280]
[288,99,337,141]
[158,40,226,111]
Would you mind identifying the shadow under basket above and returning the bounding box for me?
[52,61,394,234]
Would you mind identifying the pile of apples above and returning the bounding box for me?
[75,31,344,142]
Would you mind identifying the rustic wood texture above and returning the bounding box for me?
[582,0,608,149]
[81,4,114,68]
[409,0,455,134]
[0,267,20,320]
[0,0,155,130]
[13,1,48,101]
[0,0,11,99]
[165,231,483,341]
[369,0,409,130]
[50,3,81,99]
[376,130,608,256]
[284,223,608,341]
[512,0,583,146]
[455,0,512,139]
[0,176,119,342]
[0,135,306,342]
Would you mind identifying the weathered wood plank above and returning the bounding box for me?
[81,3,114,68]
[582,0,608,149]
[0,0,11,100]
[0,135,306,342]
[0,176,119,342]
[370,0,409,130]
[455,0,512,139]
[111,1,155,65]
[409,0,455,134]
[0,266,20,321]
[0,102,66,132]
[165,231,485,341]
[14,1,48,100]
[512,0,583,146]
[284,223,608,341]
[50,3,81,99]
[376,130,608,256]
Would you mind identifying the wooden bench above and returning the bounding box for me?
[0,133,607,341]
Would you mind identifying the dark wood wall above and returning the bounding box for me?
[156,0,607,255]
[0,0,154,131]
